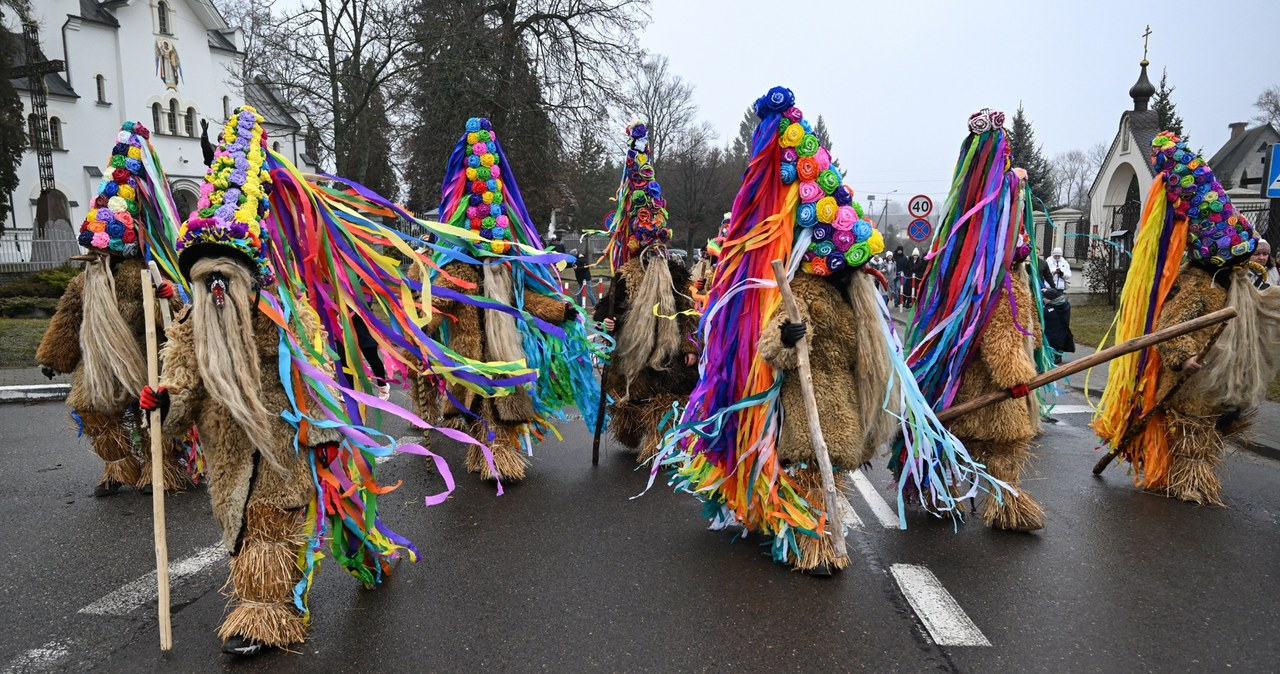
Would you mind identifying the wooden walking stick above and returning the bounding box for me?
[770,260,847,560]
[140,269,173,650]
[934,306,1238,424]
[591,273,619,466]
[1092,319,1230,475]
[148,261,174,329]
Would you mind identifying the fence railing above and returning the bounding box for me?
[0,228,82,271]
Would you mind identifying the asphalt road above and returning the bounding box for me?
[1,387,1277,673]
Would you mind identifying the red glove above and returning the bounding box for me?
[156,281,175,299]
[139,385,169,414]
[694,279,705,291]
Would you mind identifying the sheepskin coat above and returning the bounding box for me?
[160,308,319,553]
[1154,265,1228,417]
[757,273,877,468]
[36,257,181,413]
[594,257,699,403]
[948,270,1041,444]
[412,261,573,425]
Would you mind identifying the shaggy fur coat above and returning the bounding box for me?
[410,261,573,426]
[1154,265,1228,417]
[757,272,894,468]
[37,257,181,413]
[160,308,319,553]
[948,273,1041,445]
[594,258,699,407]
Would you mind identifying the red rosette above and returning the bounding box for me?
[112,168,131,183]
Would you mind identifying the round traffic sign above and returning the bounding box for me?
[908,194,933,218]
[908,218,932,242]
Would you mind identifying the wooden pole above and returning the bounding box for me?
[934,306,1237,424]
[147,261,173,329]
[141,269,173,650]
[591,274,618,466]
[769,260,847,560]
[1092,319,1230,475]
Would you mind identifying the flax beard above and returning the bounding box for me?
[79,257,148,411]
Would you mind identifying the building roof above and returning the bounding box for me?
[245,77,301,130]
[1208,124,1280,182]
[1087,108,1158,203]
[4,32,77,99]
[207,29,238,52]
[79,0,120,27]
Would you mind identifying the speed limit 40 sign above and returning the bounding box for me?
[908,194,933,219]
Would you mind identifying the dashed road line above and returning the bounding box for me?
[1050,404,1093,415]
[849,470,900,529]
[890,564,991,647]
[79,545,224,616]
[3,639,72,674]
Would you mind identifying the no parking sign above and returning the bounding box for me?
[908,218,932,242]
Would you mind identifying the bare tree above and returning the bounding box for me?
[620,54,695,164]
[1053,149,1092,211]
[664,121,735,251]
[216,0,278,88]
[1255,84,1280,127]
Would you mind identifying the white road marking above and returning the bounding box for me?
[849,470,900,529]
[79,545,225,616]
[836,490,863,531]
[2,640,71,674]
[890,564,991,647]
[1050,404,1093,415]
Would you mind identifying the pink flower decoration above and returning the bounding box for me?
[833,206,857,230]
[815,147,831,171]
[495,215,509,227]
[783,107,804,122]
[489,166,501,179]
[471,142,487,155]
[798,181,823,203]
[91,232,110,249]
[782,147,799,163]
[466,206,479,219]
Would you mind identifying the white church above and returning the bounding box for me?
[3,0,316,270]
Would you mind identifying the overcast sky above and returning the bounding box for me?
[638,0,1276,206]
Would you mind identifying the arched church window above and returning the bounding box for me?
[152,103,162,133]
[95,75,107,103]
[222,96,230,121]
[185,107,197,137]
[168,100,179,135]
[158,1,172,35]
[49,118,63,150]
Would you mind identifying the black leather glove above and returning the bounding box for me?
[40,366,56,380]
[780,320,807,348]
[139,385,170,421]
[563,301,579,323]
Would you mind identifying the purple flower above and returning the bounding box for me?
[630,124,648,139]
[230,169,248,185]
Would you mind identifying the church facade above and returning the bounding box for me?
[4,0,315,267]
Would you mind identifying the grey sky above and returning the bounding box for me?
[639,0,1276,206]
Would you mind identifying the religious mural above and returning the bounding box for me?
[155,39,182,89]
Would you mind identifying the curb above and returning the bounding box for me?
[0,384,70,403]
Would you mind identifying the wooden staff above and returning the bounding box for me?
[1092,319,1230,475]
[140,269,173,650]
[934,306,1238,425]
[147,261,174,329]
[591,273,618,466]
[770,260,847,560]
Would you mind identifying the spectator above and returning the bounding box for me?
[1045,247,1072,291]
[904,248,924,308]
[1040,286,1075,364]
[1249,240,1275,290]
[572,249,597,306]
[892,246,906,307]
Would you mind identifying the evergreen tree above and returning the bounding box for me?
[1007,104,1058,206]
[1152,67,1185,137]
[812,115,840,170]
[0,23,26,231]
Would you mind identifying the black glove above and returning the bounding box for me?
[562,301,579,323]
[139,385,170,421]
[780,320,807,348]
[40,366,56,380]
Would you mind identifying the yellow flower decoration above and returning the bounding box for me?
[117,185,136,200]
[868,229,884,255]
[127,147,142,160]
[780,123,805,148]
[816,196,838,224]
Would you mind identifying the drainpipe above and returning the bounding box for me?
[60,16,73,88]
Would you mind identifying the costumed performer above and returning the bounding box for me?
[140,107,449,655]
[901,108,1046,533]
[37,121,191,496]
[409,116,601,483]
[594,119,700,463]
[1092,131,1280,505]
[652,87,1003,575]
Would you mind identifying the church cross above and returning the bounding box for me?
[1142,25,1152,61]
